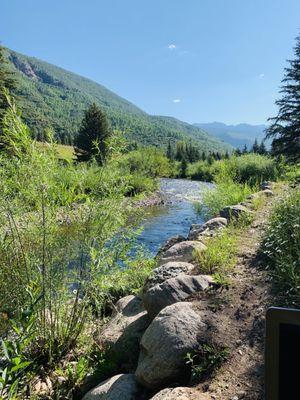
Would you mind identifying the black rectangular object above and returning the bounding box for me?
[265,307,300,400]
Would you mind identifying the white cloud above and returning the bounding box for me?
[258,73,265,79]
[168,44,177,50]
[172,98,181,103]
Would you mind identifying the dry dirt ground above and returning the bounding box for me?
[188,196,277,400]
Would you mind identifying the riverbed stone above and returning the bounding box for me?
[149,387,212,400]
[98,295,150,369]
[143,274,214,319]
[188,217,228,240]
[142,261,195,294]
[220,204,253,222]
[82,374,139,400]
[157,235,186,257]
[135,302,208,390]
[158,240,207,265]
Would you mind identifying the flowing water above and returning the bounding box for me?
[136,178,213,254]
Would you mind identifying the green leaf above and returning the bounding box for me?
[11,361,32,372]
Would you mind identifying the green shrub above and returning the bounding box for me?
[118,146,172,178]
[187,160,215,181]
[262,187,300,305]
[195,228,238,274]
[187,154,279,187]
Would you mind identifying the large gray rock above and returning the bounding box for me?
[82,374,138,400]
[247,189,274,200]
[220,204,253,222]
[142,261,195,294]
[159,241,207,265]
[143,274,214,319]
[157,235,186,257]
[98,296,150,369]
[135,302,208,390]
[188,217,227,240]
[150,387,211,399]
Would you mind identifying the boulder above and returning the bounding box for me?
[142,261,195,293]
[262,189,274,197]
[143,274,214,319]
[150,387,211,400]
[220,205,253,222]
[261,181,272,190]
[98,296,150,369]
[157,235,186,257]
[82,374,138,400]
[135,302,208,390]
[158,241,207,265]
[188,217,227,240]
[247,189,273,199]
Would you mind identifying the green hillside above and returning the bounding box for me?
[6,48,231,152]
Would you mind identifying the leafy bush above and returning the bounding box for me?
[262,187,300,305]
[187,160,215,181]
[118,146,172,178]
[188,154,279,187]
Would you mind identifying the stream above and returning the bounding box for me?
[136,178,213,254]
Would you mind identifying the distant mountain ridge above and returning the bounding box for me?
[5,48,231,153]
[194,122,269,149]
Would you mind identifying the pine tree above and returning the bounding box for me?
[235,148,242,156]
[224,150,230,159]
[166,140,174,160]
[180,157,188,178]
[258,140,267,155]
[242,144,248,154]
[0,45,16,125]
[266,35,300,162]
[75,103,112,164]
[252,138,259,153]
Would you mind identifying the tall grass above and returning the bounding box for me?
[195,228,238,274]
[262,187,300,305]
[0,96,157,398]
[194,154,279,219]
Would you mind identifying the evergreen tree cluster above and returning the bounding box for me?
[234,138,268,156]
[166,140,229,163]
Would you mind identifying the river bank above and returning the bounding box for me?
[80,183,278,400]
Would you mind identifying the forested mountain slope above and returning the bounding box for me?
[6,48,231,152]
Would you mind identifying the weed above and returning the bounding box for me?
[185,343,229,383]
[195,229,237,274]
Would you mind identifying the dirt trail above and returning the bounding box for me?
[191,196,276,400]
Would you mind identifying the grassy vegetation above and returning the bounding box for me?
[0,98,165,399]
[191,153,281,219]
[195,228,238,275]
[37,142,76,161]
[262,185,300,306]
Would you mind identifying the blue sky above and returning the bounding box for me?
[1,0,300,125]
